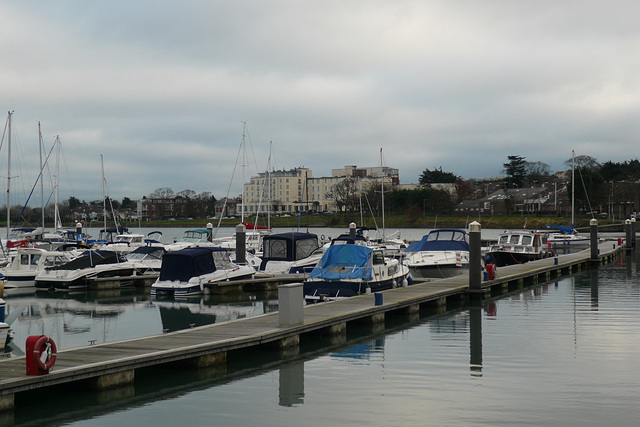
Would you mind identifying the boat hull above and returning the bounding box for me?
[408,263,468,279]
[484,251,546,267]
[304,276,407,302]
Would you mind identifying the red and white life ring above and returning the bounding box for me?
[33,336,57,372]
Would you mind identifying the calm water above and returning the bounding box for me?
[3,227,638,426]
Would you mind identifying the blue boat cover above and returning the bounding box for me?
[546,224,577,234]
[159,247,226,282]
[404,229,470,253]
[308,244,373,281]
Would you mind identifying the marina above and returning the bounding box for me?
[0,230,625,416]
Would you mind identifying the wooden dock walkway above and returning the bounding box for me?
[0,239,625,411]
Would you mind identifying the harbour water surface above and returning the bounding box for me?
[3,227,638,425]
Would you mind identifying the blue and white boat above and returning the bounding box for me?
[151,247,255,297]
[258,232,322,275]
[404,229,470,279]
[545,224,590,245]
[304,244,410,303]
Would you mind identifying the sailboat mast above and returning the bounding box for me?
[241,123,247,223]
[571,150,575,227]
[6,111,12,241]
[380,148,385,240]
[267,141,272,230]
[39,122,45,232]
[101,154,106,232]
[54,136,61,232]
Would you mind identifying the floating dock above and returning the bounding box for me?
[0,239,625,411]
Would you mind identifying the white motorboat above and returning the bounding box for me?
[257,232,322,275]
[151,247,255,297]
[485,230,553,267]
[0,247,78,288]
[404,229,470,279]
[34,250,151,291]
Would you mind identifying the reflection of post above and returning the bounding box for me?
[279,360,304,407]
[589,269,599,310]
[469,303,483,376]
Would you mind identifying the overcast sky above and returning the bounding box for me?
[2,1,639,206]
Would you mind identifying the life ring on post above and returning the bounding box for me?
[33,336,57,372]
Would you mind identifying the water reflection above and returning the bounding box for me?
[3,288,278,356]
[469,304,482,376]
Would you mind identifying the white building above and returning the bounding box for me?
[241,165,399,214]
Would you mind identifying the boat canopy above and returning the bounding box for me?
[546,225,577,234]
[261,232,318,263]
[159,247,227,282]
[47,250,125,270]
[405,229,469,253]
[129,246,166,256]
[331,234,368,245]
[308,244,373,281]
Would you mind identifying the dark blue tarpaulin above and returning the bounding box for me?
[404,229,469,253]
[159,247,226,282]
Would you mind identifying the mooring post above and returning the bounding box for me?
[632,218,637,248]
[76,222,83,242]
[207,222,213,242]
[278,283,304,327]
[235,223,246,265]
[590,219,599,262]
[625,219,632,250]
[469,221,482,291]
[349,222,356,238]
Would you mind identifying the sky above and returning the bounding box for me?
[2,1,640,206]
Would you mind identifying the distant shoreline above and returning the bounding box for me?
[108,213,622,232]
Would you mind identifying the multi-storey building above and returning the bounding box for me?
[241,165,399,215]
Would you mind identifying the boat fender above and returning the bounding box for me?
[33,336,57,372]
[407,276,413,286]
[402,278,408,287]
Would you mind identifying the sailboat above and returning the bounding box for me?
[546,150,589,246]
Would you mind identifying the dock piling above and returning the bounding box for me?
[469,221,482,292]
[278,283,304,327]
[235,223,246,265]
[590,219,599,262]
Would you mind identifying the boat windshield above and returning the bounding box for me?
[427,230,466,242]
[296,239,319,260]
[212,250,234,270]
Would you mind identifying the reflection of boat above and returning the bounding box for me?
[404,229,470,279]
[154,297,272,332]
[0,247,77,288]
[151,247,255,297]
[258,232,322,275]
[485,230,552,267]
[304,244,411,302]
[34,250,151,291]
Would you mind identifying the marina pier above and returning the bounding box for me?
[0,235,625,412]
